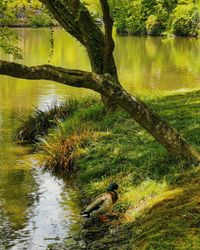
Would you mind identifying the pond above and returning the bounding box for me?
[0,28,200,249]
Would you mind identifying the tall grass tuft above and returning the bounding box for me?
[40,129,92,174]
[15,97,98,142]
[38,102,106,174]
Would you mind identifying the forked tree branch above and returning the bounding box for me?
[39,0,118,78]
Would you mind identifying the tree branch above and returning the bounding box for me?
[99,0,118,79]
[100,0,115,56]
[69,0,106,74]
[0,60,100,90]
[40,0,106,74]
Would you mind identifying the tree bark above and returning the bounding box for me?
[0,60,199,161]
[101,76,200,160]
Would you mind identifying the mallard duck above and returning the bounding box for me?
[81,183,118,221]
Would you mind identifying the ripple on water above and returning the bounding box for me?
[0,159,82,250]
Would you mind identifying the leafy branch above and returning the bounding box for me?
[0,28,22,59]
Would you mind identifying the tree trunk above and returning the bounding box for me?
[100,76,200,161]
[119,95,199,160]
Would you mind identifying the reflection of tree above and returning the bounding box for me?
[114,35,200,92]
[17,28,91,69]
[0,28,93,109]
[0,158,38,248]
[165,38,200,74]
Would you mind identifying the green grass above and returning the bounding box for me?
[18,90,200,248]
[87,167,200,249]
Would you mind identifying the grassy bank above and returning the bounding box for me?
[83,167,200,249]
[17,90,200,249]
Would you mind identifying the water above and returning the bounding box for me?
[0,28,200,249]
[0,29,83,247]
[0,145,82,249]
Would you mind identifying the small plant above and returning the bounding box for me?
[38,102,104,174]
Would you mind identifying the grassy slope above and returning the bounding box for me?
[26,90,200,249]
[86,167,200,249]
[75,90,200,249]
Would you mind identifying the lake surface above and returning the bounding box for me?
[0,28,200,249]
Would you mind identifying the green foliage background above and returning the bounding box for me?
[0,0,199,44]
[108,0,200,36]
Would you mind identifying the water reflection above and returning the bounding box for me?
[4,28,199,95]
[0,148,38,249]
[0,151,81,249]
[0,32,84,247]
[8,167,81,250]
[114,34,200,92]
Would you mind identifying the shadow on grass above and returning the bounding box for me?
[92,168,200,249]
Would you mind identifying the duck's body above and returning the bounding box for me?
[81,183,118,220]
[84,191,118,217]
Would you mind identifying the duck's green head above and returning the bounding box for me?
[107,182,118,192]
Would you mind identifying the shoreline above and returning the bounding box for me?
[0,24,199,38]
